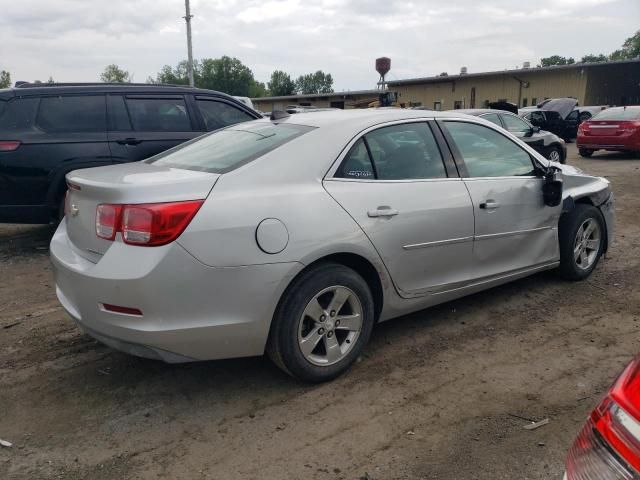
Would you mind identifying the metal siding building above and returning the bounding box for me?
[251,59,640,111]
[388,59,639,109]
[252,89,380,112]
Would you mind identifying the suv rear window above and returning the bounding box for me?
[147,122,314,173]
[37,95,106,133]
[0,97,39,131]
[126,97,192,132]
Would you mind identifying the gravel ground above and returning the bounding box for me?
[1,144,639,480]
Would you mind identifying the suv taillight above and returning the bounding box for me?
[0,141,21,152]
[96,200,203,246]
[566,356,640,479]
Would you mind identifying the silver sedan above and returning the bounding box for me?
[51,109,615,382]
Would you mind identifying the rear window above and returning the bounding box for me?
[593,108,640,121]
[126,97,192,132]
[37,95,106,133]
[147,122,314,173]
[0,97,39,131]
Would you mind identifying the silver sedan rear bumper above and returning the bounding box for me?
[50,220,301,362]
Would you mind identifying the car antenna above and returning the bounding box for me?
[270,110,290,121]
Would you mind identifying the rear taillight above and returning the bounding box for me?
[0,140,20,152]
[96,204,122,241]
[95,200,203,246]
[566,356,640,479]
[578,123,590,135]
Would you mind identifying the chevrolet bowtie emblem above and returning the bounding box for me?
[70,204,80,217]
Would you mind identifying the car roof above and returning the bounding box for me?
[3,83,241,100]
[260,108,469,129]
[453,109,516,116]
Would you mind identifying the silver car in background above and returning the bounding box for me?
[51,109,614,382]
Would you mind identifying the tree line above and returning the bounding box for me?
[2,30,637,93]
[145,57,333,97]
[539,30,639,67]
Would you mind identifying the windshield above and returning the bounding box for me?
[147,122,315,173]
[593,107,640,121]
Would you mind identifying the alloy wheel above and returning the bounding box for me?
[548,149,561,162]
[297,286,363,366]
[573,218,601,270]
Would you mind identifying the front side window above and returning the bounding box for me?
[126,97,192,132]
[336,123,447,180]
[445,121,535,178]
[196,99,254,131]
[147,122,313,173]
[501,114,531,134]
[37,95,106,133]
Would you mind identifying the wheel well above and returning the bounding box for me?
[303,253,384,321]
[575,196,594,206]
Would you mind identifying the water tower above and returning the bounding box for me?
[376,57,391,91]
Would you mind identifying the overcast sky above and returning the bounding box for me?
[0,0,638,91]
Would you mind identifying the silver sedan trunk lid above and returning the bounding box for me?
[64,162,219,261]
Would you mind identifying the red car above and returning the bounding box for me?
[577,106,640,157]
[565,355,640,479]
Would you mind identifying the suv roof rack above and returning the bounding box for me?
[14,82,188,89]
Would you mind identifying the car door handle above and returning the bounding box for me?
[479,200,499,210]
[367,206,399,218]
[115,137,142,146]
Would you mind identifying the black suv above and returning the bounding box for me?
[0,83,261,224]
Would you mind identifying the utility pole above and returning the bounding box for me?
[184,0,194,87]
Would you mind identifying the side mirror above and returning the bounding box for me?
[532,126,540,133]
[542,170,563,207]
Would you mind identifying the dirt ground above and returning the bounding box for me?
[1,144,639,480]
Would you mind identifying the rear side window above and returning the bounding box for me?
[337,138,375,179]
[37,95,106,133]
[501,114,531,133]
[445,121,535,178]
[0,97,39,131]
[337,122,447,180]
[147,122,313,173]
[196,99,254,131]
[126,97,192,132]
[593,108,640,121]
[480,113,501,126]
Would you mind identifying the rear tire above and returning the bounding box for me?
[579,148,594,158]
[267,263,375,382]
[558,204,605,281]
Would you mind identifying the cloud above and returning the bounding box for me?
[0,0,637,89]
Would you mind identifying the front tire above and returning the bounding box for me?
[558,204,605,281]
[267,263,375,382]
[546,145,564,163]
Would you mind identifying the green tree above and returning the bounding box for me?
[248,80,268,98]
[610,30,640,60]
[295,70,334,94]
[268,70,295,96]
[150,57,261,96]
[100,64,131,83]
[580,54,608,63]
[539,55,575,67]
[0,70,11,88]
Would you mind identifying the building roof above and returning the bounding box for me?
[387,58,640,87]
[251,89,379,102]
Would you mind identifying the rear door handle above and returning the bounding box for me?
[479,200,499,210]
[368,206,399,218]
[115,137,142,146]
